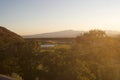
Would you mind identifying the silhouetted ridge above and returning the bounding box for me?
[0,26,24,49]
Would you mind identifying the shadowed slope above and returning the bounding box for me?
[0,26,24,49]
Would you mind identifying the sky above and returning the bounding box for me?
[0,0,120,35]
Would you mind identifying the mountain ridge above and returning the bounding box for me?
[23,30,120,38]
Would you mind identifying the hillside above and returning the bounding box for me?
[0,26,24,49]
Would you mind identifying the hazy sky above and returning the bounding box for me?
[1,0,120,35]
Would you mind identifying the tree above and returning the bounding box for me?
[74,30,120,80]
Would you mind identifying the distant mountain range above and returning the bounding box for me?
[23,30,120,38]
[23,30,84,38]
[105,30,120,36]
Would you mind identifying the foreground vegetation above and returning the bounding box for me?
[1,30,120,80]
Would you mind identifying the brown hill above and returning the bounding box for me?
[0,26,24,50]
